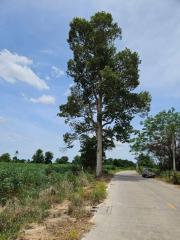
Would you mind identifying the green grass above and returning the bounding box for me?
[0,162,121,239]
[157,170,180,184]
[90,181,107,204]
[103,164,135,174]
[0,163,94,240]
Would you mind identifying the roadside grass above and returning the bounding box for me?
[137,166,180,185]
[0,163,109,240]
[156,171,180,185]
[90,181,107,204]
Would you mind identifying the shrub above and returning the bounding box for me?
[90,182,107,204]
[69,229,78,240]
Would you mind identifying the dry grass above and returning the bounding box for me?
[16,178,108,240]
[0,166,110,240]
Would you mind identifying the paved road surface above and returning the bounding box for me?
[82,171,180,240]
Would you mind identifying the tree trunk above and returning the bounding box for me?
[96,94,103,177]
[172,133,176,172]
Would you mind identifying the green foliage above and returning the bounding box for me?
[45,151,53,164]
[130,108,180,170]
[158,171,180,184]
[58,11,151,176]
[105,158,135,168]
[103,158,135,174]
[32,149,45,163]
[0,163,95,239]
[68,229,78,240]
[72,155,82,165]
[55,156,69,164]
[78,135,114,170]
[136,154,154,172]
[0,163,48,205]
[80,136,97,170]
[0,153,11,162]
[90,182,107,204]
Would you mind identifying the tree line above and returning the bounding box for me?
[0,150,69,164]
[0,148,135,170]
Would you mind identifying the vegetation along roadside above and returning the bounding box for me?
[0,159,133,240]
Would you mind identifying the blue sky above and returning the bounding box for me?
[0,0,180,161]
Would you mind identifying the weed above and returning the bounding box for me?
[69,228,78,240]
[90,182,107,204]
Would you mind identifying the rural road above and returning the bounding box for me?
[82,171,180,240]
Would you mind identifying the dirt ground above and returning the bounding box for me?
[17,201,92,240]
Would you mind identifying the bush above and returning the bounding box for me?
[68,192,87,218]
[69,229,78,240]
[90,182,107,204]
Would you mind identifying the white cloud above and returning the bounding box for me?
[0,116,6,123]
[51,66,64,78]
[30,95,55,105]
[0,49,49,90]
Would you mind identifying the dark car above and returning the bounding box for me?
[142,168,156,178]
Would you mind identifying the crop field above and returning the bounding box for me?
[0,163,108,240]
[0,163,75,205]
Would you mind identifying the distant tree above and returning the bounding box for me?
[104,158,135,168]
[72,155,82,165]
[19,159,26,163]
[78,135,114,170]
[80,136,97,170]
[0,153,11,162]
[58,11,151,177]
[105,158,114,165]
[12,156,18,161]
[15,150,19,157]
[130,108,180,171]
[12,150,19,162]
[45,151,53,164]
[32,149,44,163]
[56,156,69,164]
[136,154,154,171]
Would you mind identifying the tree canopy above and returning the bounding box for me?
[45,151,53,164]
[0,153,11,162]
[32,149,44,164]
[130,108,180,171]
[58,11,151,176]
[55,156,69,164]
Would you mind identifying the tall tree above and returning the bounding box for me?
[45,151,53,164]
[58,12,151,176]
[32,149,44,163]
